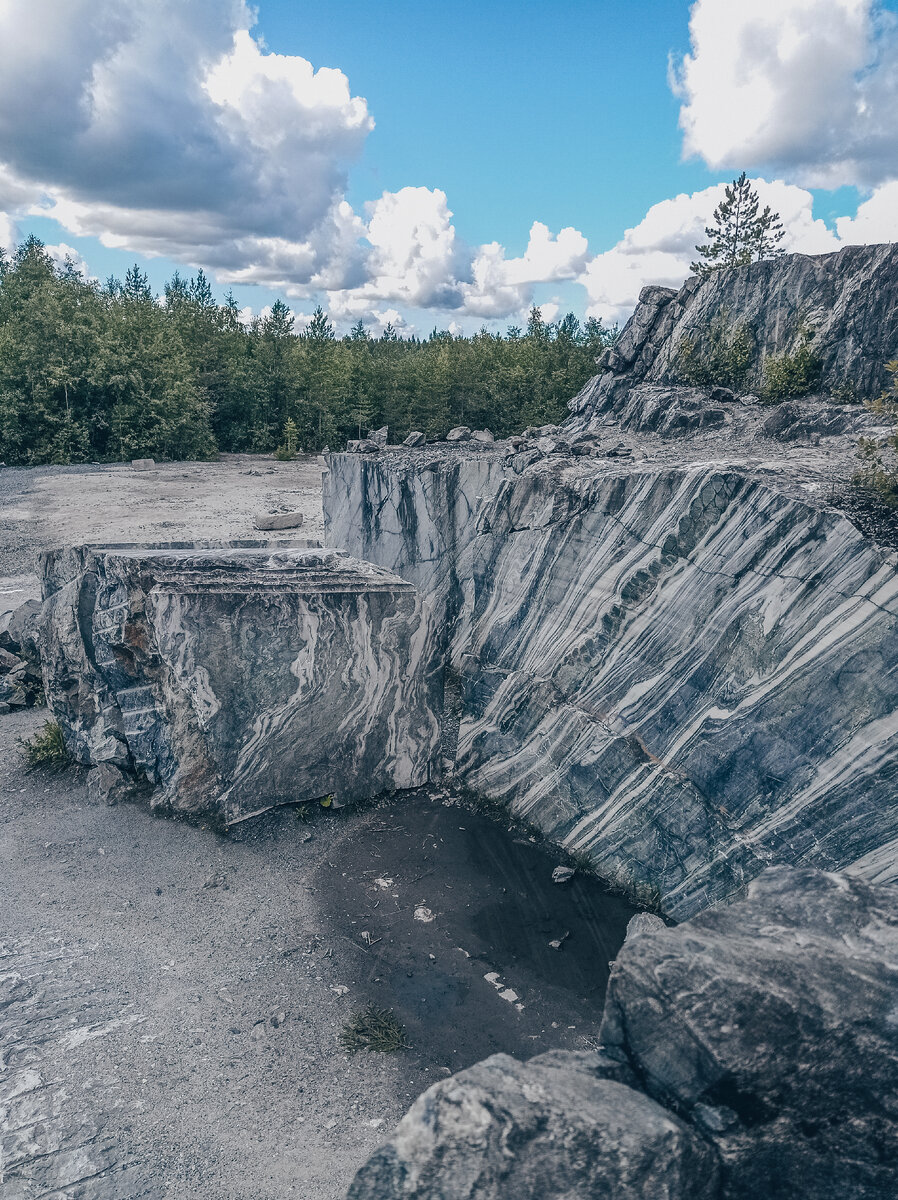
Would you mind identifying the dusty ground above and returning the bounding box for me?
[0,456,634,1200]
[0,453,326,623]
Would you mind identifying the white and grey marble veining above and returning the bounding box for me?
[39,544,442,822]
[325,451,898,918]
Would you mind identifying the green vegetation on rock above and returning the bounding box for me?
[675,310,754,390]
[761,326,822,401]
[854,361,898,504]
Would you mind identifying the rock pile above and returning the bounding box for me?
[0,599,42,712]
[349,868,898,1199]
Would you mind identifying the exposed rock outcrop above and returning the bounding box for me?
[325,447,898,917]
[349,867,898,1200]
[39,543,441,821]
[576,243,898,422]
[323,246,898,917]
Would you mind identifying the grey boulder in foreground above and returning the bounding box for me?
[348,867,898,1199]
[601,866,898,1199]
[348,1053,719,1200]
[39,543,442,821]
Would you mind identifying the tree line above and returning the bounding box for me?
[0,236,616,466]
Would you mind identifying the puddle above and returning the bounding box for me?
[316,792,638,1072]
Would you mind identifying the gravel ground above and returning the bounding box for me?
[0,454,326,620]
[0,457,634,1200]
[1,708,418,1200]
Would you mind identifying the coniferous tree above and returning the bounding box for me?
[692,173,785,277]
[0,237,618,464]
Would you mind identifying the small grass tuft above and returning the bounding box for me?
[19,719,70,770]
[339,1005,410,1055]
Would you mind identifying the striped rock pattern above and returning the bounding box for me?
[324,451,898,918]
[39,543,441,822]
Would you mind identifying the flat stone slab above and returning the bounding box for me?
[39,542,442,822]
[253,511,304,530]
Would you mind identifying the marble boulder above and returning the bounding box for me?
[600,866,898,1199]
[39,542,442,822]
[350,868,898,1200]
[348,1050,720,1200]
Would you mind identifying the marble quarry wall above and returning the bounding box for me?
[39,542,442,823]
[323,246,898,920]
[325,449,898,918]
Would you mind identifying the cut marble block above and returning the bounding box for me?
[39,542,442,822]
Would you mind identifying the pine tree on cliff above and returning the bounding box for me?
[691,173,786,276]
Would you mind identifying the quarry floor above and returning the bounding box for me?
[0,453,328,623]
[0,456,635,1200]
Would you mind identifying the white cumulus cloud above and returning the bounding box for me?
[836,181,898,243]
[0,0,373,287]
[0,212,18,254]
[322,189,587,325]
[672,0,898,188]
[580,179,840,323]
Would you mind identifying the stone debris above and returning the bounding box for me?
[413,906,435,923]
[0,603,43,709]
[623,912,665,941]
[551,866,575,884]
[367,426,389,447]
[445,426,471,442]
[0,597,41,661]
[252,510,304,531]
[403,431,426,447]
[470,429,494,444]
[131,458,155,470]
[86,762,136,807]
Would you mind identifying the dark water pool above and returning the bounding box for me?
[316,792,638,1073]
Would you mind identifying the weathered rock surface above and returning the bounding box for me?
[601,867,898,1199]
[351,868,898,1200]
[348,1050,720,1200]
[86,761,138,806]
[324,448,898,917]
[253,510,304,531]
[0,600,43,708]
[576,243,898,421]
[321,246,898,917]
[39,543,442,821]
[0,596,41,662]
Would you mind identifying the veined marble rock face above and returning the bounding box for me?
[576,243,898,422]
[39,542,442,822]
[324,451,898,918]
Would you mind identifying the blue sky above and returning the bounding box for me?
[2,0,897,333]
